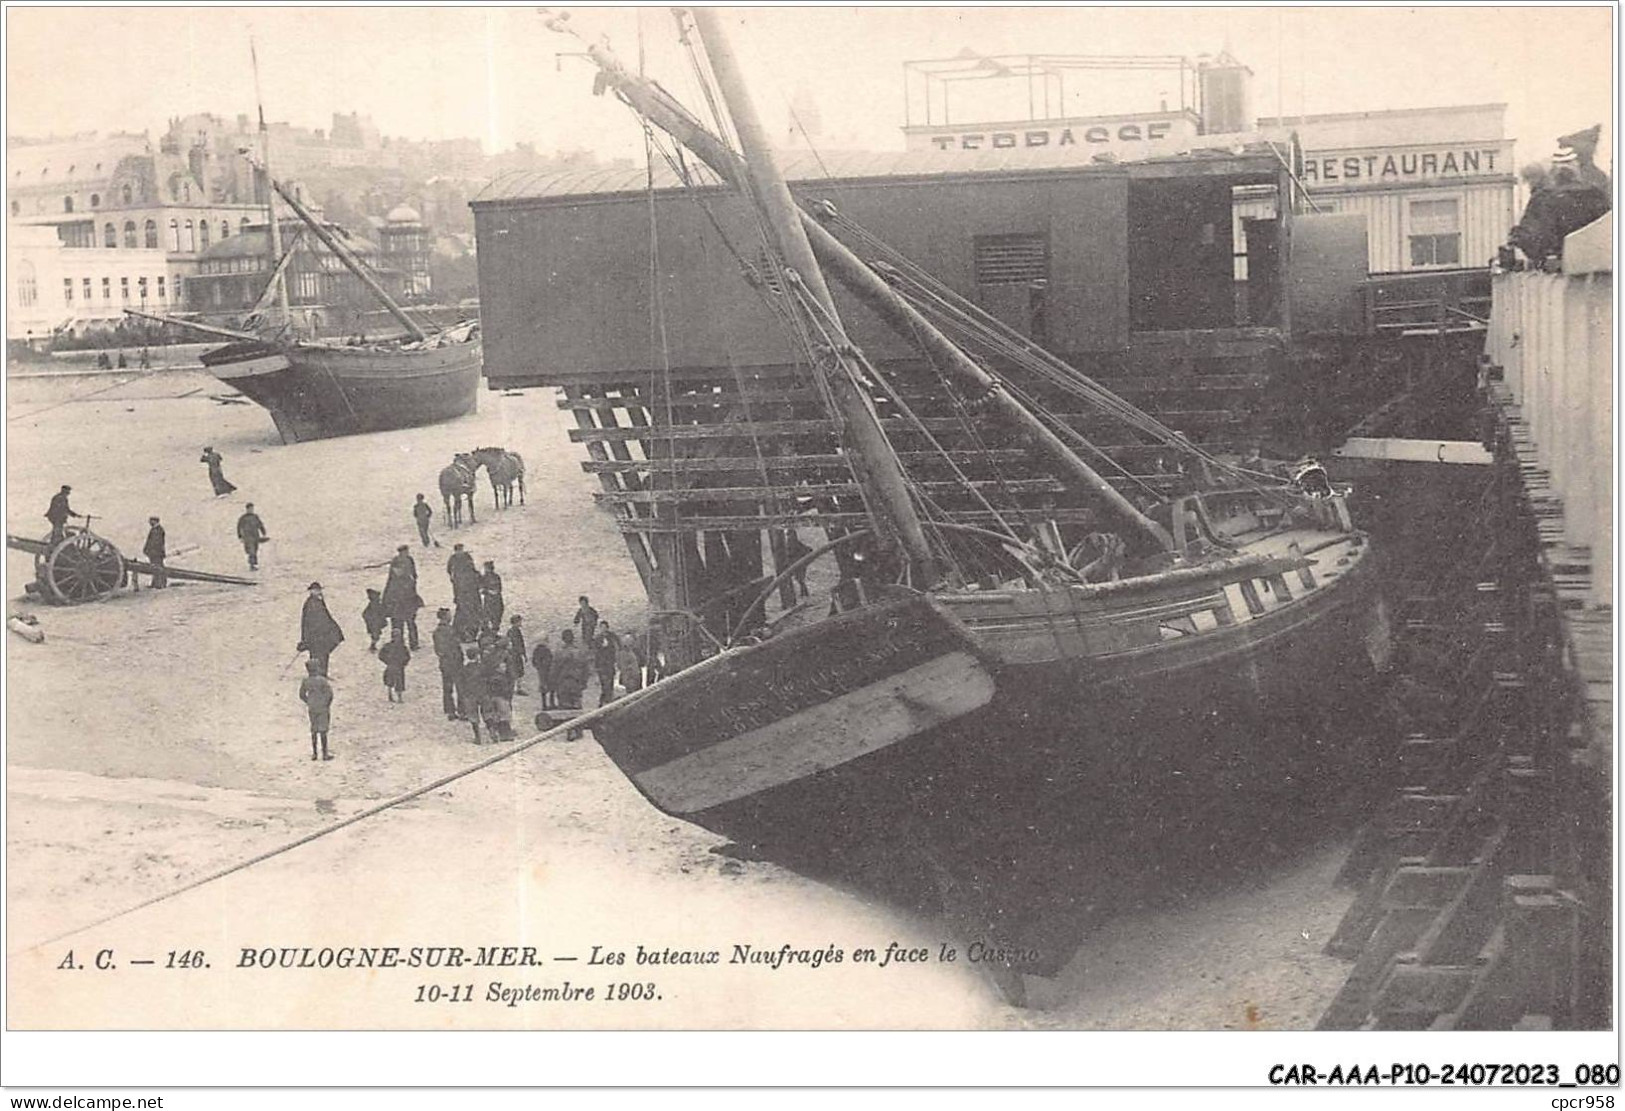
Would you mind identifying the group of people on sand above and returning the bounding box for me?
[289,490,660,760]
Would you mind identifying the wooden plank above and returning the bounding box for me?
[597,478,1068,504]
[610,508,1103,533]
[519,363,810,387]
[1317,906,1439,1030]
[560,384,1261,416]
[560,387,821,411]
[1372,963,1478,1022]
[563,384,658,594]
[1382,866,1472,910]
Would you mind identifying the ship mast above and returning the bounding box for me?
[256,170,429,343]
[250,38,292,327]
[691,8,939,583]
[548,12,1174,553]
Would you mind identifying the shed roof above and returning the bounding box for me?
[198,225,380,261]
[473,143,1282,206]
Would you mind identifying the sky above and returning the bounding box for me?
[5,5,1616,170]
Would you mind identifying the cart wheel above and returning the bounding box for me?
[43,533,126,604]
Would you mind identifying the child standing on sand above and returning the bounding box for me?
[298,660,334,761]
[362,588,387,652]
[380,629,411,703]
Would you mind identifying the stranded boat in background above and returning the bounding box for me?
[135,47,482,445]
[191,170,481,444]
[197,321,481,445]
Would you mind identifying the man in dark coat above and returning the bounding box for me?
[142,516,168,588]
[412,493,435,548]
[480,561,504,632]
[531,632,555,710]
[446,543,477,590]
[461,641,491,744]
[45,485,82,544]
[593,620,620,706]
[447,543,481,634]
[573,596,599,647]
[552,629,591,710]
[236,503,268,570]
[298,581,345,675]
[382,545,422,649]
[362,589,387,651]
[431,608,464,721]
[506,614,528,696]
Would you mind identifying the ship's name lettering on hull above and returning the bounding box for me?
[1300,148,1501,183]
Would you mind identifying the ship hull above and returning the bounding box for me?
[589,533,1386,948]
[200,339,482,443]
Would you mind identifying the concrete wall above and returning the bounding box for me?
[1484,213,1613,608]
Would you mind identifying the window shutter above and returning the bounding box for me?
[974,234,1048,285]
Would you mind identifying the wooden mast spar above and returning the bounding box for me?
[249,37,292,326]
[547,10,1173,554]
[688,9,938,585]
[263,175,429,342]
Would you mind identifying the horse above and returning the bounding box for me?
[438,454,478,528]
[470,446,526,510]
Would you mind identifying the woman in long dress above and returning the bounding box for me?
[201,446,236,496]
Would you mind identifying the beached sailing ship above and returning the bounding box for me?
[493,11,1388,935]
[132,50,481,444]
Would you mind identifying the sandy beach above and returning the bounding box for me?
[6,369,1357,1029]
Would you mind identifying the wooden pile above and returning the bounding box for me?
[1317,384,1607,1030]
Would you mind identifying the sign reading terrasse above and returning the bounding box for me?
[1300,144,1510,184]
[903,112,1200,156]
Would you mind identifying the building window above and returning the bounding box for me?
[138,276,149,302]
[102,277,111,301]
[240,216,251,233]
[63,196,74,213]
[63,277,74,304]
[120,276,130,301]
[199,220,211,250]
[297,271,321,300]
[17,261,37,307]
[183,219,195,252]
[1408,198,1462,267]
[142,219,156,248]
[82,278,92,302]
[183,182,191,202]
[89,193,100,208]
[174,275,184,302]
[121,184,132,205]
[123,220,137,248]
[157,276,167,301]
[168,218,180,251]
[104,222,117,248]
[221,220,230,239]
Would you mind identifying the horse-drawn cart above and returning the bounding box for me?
[6,524,256,605]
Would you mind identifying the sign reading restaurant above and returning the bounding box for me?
[903,111,1200,156]
[1299,144,1510,184]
